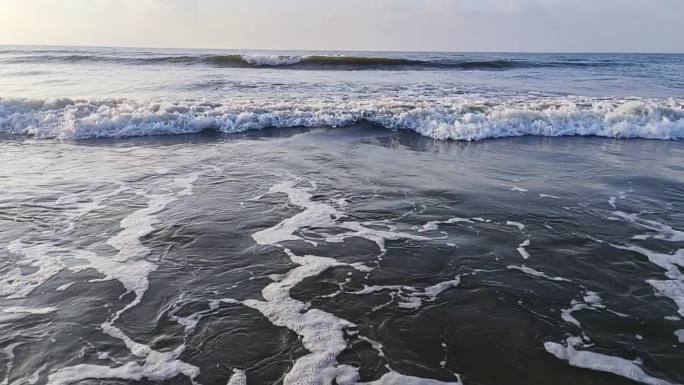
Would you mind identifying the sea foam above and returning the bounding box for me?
[545,337,675,385]
[0,170,207,385]
[0,96,681,141]
[234,179,463,384]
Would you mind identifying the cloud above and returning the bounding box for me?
[0,0,682,52]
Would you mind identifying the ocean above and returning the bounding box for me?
[0,46,683,385]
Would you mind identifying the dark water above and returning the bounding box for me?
[1,127,683,385]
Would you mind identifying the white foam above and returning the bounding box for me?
[560,291,605,328]
[169,299,221,334]
[48,362,144,385]
[47,297,200,383]
[242,248,364,385]
[252,180,427,254]
[1,96,682,141]
[2,358,46,385]
[539,194,561,199]
[423,277,461,298]
[612,244,684,316]
[106,192,176,265]
[352,277,461,310]
[608,191,629,209]
[323,221,428,256]
[2,306,57,315]
[359,370,462,385]
[90,174,202,308]
[506,265,571,282]
[544,337,675,385]
[421,217,472,232]
[44,172,203,384]
[608,196,617,209]
[56,282,75,291]
[226,369,247,385]
[1,342,23,385]
[1,184,137,300]
[243,179,463,385]
[516,239,531,260]
[561,302,589,328]
[56,184,129,233]
[241,54,305,66]
[352,285,408,296]
[2,240,65,299]
[506,221,525,231]
[607,210,684,320]
[174,173,200,197]
[610,211,684,242]
[583,292,602,305]
[675,330,684,343]
[26,364,47,385]
[647,279,684,317]
[252,181,343,246]
[356,335,386,358]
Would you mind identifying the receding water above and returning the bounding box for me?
[1,127,683,385]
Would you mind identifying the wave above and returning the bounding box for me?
[1,96,681,141]
[1,53,633,71]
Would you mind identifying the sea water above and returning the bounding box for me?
[0,46,683,385]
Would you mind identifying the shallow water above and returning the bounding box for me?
[1,127,683,385]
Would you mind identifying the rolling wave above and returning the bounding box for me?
[1,53,633,70]
[1,97,681,141]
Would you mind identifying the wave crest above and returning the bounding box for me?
[0,97,682,141]
[2,53,635,71]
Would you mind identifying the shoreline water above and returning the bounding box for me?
[1,128,683,384]
[1,46,683,385]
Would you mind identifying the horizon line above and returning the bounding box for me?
[1,42,683,55]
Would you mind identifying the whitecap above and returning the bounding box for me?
[1,96,682,141]
[241,54,305,66]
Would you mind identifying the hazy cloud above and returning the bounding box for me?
[0,0,682,52]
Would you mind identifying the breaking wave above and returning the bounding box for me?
[1,53,636,71]
[0,96,682,141]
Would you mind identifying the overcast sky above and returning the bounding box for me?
[1,0,682,52]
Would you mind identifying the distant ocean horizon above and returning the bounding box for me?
[4,43,684,54]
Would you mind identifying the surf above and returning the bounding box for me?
[1,96,682,141]
[0,52,640,71]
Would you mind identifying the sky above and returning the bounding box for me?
[0,0,683,53]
